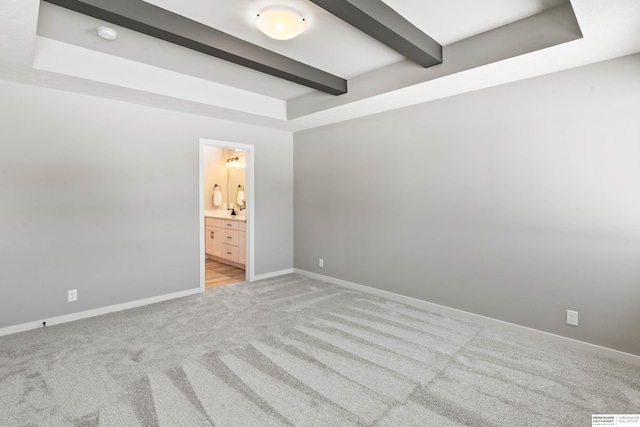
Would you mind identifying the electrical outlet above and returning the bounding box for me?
[319,258,324,268]
[566,309,578,326]
[68,289,78,302]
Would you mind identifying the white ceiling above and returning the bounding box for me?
[138,0,566,76]
[383,0,568,45]
[1,0,640,131]
[141,0,405,79]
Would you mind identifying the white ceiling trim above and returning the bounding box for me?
[286,36,640,132]
[32,36,287,120]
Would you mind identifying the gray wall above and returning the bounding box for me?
[294,54,640,356]
[0,80,293,329]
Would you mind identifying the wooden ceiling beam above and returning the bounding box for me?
[42,0,348,95]
[309,0,442,68]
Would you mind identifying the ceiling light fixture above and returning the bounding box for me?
[256,5,306,40]
[96,26,118,41]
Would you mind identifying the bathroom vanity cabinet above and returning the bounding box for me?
[239,228,246,265]
[205,215,246,268]
[205,218,222,258]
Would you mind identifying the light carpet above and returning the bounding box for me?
[0,274,638,426]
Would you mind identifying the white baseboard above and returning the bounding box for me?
[294,269,640,366]
[0,287,203,338]
[252,268,294,281]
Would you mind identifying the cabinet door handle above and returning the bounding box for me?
[227,223,232,226]
[210,231,214,238]
[227,236,232,239]
[226,251,232,255]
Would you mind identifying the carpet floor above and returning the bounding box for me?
[0,274,638,426]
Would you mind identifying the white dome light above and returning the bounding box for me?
[97,27,118,41]
[256,6,306,40]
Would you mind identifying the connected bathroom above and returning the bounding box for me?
[203,145,247,287]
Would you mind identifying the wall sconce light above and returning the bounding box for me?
[256,5,306,40]
[226,157,246,168]
[226,157,240,168]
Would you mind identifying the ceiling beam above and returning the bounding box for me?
[42,0,348,95]
[309,0,442,68]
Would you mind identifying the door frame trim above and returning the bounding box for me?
[199,138,255,291]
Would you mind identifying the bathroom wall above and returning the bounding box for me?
[294,54,640,356]
[0,79,293,330]
[203,146,227,211]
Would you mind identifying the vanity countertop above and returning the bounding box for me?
[204,210,246,221]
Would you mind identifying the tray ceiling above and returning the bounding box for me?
[1,0,639,131]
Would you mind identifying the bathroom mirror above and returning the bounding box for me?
[203,146,246,212]
[226,150,246,209]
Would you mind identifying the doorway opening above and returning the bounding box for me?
[199,139,255,291]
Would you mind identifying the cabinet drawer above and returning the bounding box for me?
[221,220,239,230]
[221,244,239,262]
[205,218,223,227]
[222,229,239,246]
